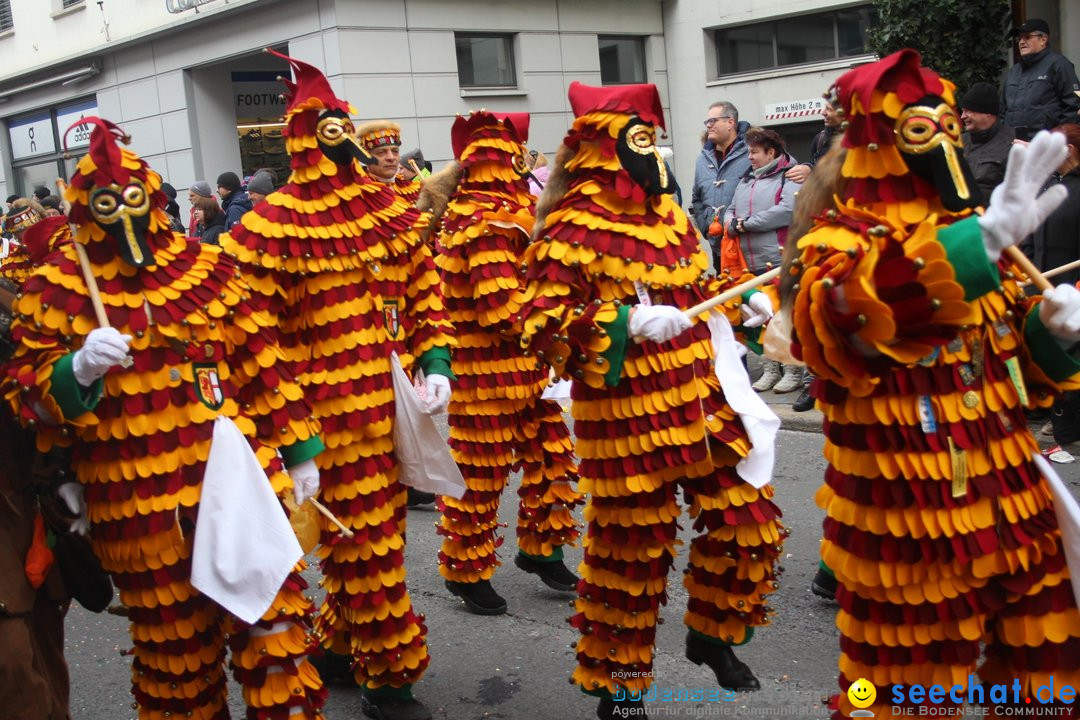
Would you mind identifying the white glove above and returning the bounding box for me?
[57,482,89,536]
[629,305,694,344]
[978,131,1068,261]
[740,292,774,328]
[288,458,321,505]
[1039,284,1080,345]
[72,327,132,386]
[424,374,451,415]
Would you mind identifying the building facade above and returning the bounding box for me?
[0,0,1077,221]
[0,0,667,216]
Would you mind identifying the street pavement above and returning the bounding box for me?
[62,369,1080,720]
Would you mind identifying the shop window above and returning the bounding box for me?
[232,71,289,183]
[0,0,14,32]
[455,33,516,88]
[715,6,876,76]
[7,99,96,198]
[599,36,647,85]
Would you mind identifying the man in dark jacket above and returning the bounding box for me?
[1001,18,1080,141]
[216,171,253,231]
[960,82,1015,203]
[690,101,750,251]
[785,92,842,183]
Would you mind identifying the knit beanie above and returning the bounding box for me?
[216,171,242,193]
[246,172,274,196]
[190,181,213,198]
[960,82,999,116]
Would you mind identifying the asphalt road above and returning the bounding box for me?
[62,417,1080,720]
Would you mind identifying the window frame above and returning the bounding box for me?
[0,0,13,33]
[713,5,875,78]
[598,35,648,86]
[454,32,518,89]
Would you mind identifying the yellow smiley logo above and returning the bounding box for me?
[847,678,877,709]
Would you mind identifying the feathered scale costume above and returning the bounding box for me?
[518,83,784,697]
[785,50,1080,716]
[2,118,328,720]
[424,111,581,583]
[223,52,455,693]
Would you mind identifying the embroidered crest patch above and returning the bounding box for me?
[194,363,224,410]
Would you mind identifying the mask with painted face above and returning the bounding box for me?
[894,95,981,211]
[616,117,674,196]
[315,110,374,168]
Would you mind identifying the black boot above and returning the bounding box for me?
[596,695,646,719]
[445,579,507,615]
[407,487,436,507]
[685,632,761,691]
[515,553,579,592]
[810,566,837,601]
[360,690,432,720]
[308,649,357,686]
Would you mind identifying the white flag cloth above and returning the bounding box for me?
[1032,454,1080,607]
[541,378,573,401]
[390,352,467,499]
[191,416,302,625]
[707,313,781,489]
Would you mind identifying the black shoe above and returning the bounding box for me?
[810,567,837,601]
[360,691,432,720]
[308,649,357,686]
[514,553,579,592]
[792,386,814,412]
[407,487,436,507]
[685,632,761,691]
[597,695,646,719]
[445,579,508,615]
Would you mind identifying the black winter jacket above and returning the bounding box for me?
[1031,168,1080,286]
[1002,49,1080,140]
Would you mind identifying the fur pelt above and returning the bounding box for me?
[415,161,463,242]
[532,143,573,242]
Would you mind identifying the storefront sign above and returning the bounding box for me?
[233,72,286,118]
[166,0,217,13]
[763,98,826,122]
[9,112,56,160]
[56,100,99,149]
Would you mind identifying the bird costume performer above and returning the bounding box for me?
[356,121,421,204]
[780,50,1080,717]
[518,82,784,720]
[223,52,454,720]
[1,117,329,720]
[417,110,581,615]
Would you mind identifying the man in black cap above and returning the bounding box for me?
[960,81,1015,202]
[1002,18,1080,141]
[215,170,252,231]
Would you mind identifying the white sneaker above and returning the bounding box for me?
[772,365,804,394]
[752,360,781,392]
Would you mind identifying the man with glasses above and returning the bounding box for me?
[1002,18,1080,141]
[690,101,750,267]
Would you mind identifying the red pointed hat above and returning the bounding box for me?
[835,48,947,148]
[63,116,133,188]
[450,111,530,158]
[568,81,665,129]
[264,48,351,116]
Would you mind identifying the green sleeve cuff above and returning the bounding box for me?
[49,353,103,420]
[600,304,631,387]
[280,435,325,467]
[937,216,1001,301]
[1025,307,1080,382]
[741,288,761,303]
[418,347,456,380]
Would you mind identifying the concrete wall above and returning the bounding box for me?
[0,0,666,215]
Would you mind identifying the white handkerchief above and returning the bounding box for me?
[191,416,302,625]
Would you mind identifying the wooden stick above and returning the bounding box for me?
[1004,246,1052,292]
[1020,257,1080,286]
[309,498,355,538]
[408,159,422,177]
[683,267,782,319]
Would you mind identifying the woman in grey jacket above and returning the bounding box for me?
[724,127,803,393]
